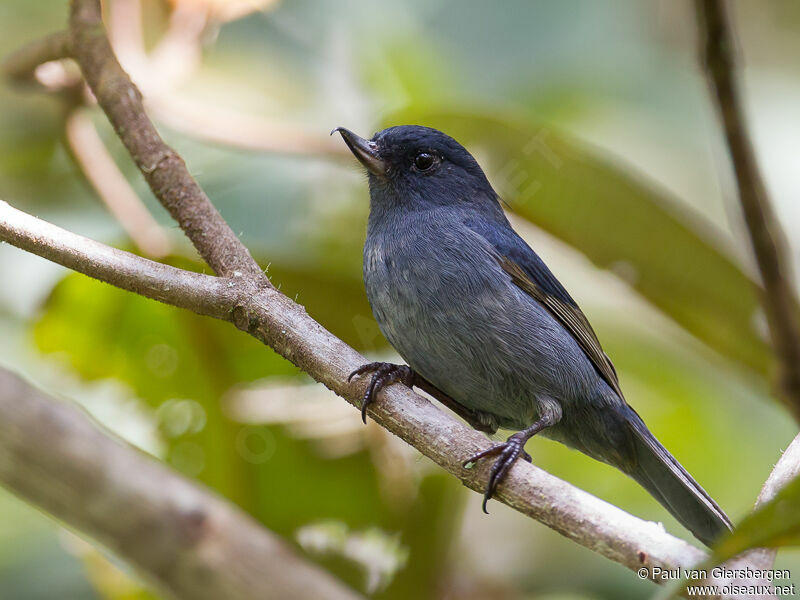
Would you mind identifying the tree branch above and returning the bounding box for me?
[744,432,800,570]
[0,368,363,600]
[0,198,711,588]
[1,31,71,83]
[0,200,233,319]
[106,0,348,158]
[69,0,265,281]
[15,203,796,599]
[695,0,800,420]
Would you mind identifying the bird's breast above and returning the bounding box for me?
[361,210,602,431]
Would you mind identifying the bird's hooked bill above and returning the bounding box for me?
[332,127,387,177]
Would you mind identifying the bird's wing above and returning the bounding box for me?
[466,217,624,399]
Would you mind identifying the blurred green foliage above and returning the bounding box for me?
[711,469,800,564]
[2,0,800,599]
[33,266,463,598]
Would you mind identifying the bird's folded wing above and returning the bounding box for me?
[497,256,624,399]
[465,216,623,399]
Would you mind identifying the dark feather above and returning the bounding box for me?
[466,217,624,399]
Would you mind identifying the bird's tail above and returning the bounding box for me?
[621,406,732,547]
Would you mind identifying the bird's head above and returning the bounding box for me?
[333,125,500,216]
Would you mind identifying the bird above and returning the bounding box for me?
[333,124,732,547]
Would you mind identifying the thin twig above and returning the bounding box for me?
[3,29,172,260]
[106,0,348,158]
[149,98,353,158]
[696,0,800,420]
[69,0,266,281]
[0,368,364,600]
[663,434,800,599]
[65,108,171,258]
[743,432,800,570]
[1,31,71,83]
[0,200,231,317]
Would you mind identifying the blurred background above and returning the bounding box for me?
[1,0,799,598]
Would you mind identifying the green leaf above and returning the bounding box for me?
[384,109,770,376]
[711,474,800,561]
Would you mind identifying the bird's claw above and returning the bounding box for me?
[347,362,414,424]
[463,433,531,513]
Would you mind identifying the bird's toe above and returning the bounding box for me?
[348,362,414,423]
[468,434,530,512]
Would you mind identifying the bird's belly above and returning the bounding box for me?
[364,239,597,430]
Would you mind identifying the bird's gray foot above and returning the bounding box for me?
[348,362,414,423]
[463,413,556,513]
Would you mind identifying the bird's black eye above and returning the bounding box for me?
[414,152,435,171]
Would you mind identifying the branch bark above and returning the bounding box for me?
[0,200,234,318]
[744,432,800,570]
[696,0,800,420]
[69,0,265,281]
[10,201,796,600]
[0,198,711,589]
[0,368,363,600]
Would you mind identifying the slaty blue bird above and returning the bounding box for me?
[333,124,732,546]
